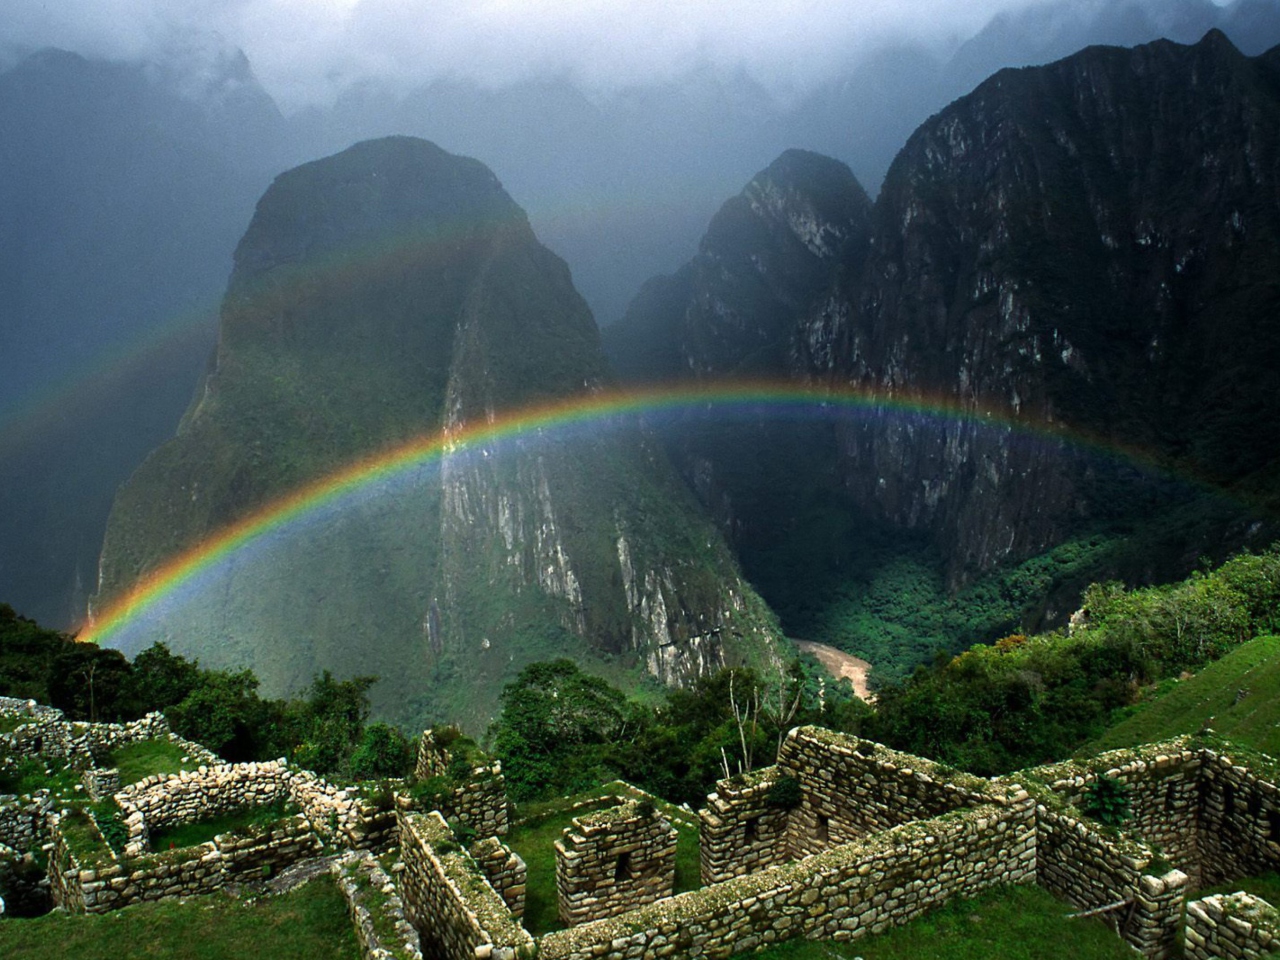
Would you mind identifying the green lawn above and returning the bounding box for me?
[751,885,1136,960]
[506,783,702,936]
[110,739,200,787]
[147,801,299,852]
[1085,635,1280,757]
[0,876,359,960]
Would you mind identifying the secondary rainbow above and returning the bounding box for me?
[79,378,1169,647]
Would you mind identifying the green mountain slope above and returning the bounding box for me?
[92,137,783,731]
[1086,634,1280,757]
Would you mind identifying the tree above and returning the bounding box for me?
[286,671,377,778]
[350,722,414,780]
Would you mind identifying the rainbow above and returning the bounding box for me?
[78,378,1183,648]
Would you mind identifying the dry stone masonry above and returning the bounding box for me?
[332,850,424,960]
[8,694,1280,960]
[415,729,510,839]
[470,836,527,918]
[0,699,217,768]
[397,809,536,960]
[555,799,677,925]
[1185,892,1280,959]
[399,726,1280,960]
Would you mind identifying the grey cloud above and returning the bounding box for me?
[4,0,1047,109]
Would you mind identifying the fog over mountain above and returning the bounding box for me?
[2,0,1279,629]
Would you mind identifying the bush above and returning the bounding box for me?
[1082,775,1131,826]
[350,722,413,780]
[765,776,802,809]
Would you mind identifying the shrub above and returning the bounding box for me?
[1082,775,1131,826]
[766,776,802,809]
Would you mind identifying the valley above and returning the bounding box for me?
[4,9,1280,955]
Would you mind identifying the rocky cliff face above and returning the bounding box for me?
[608,31,1280,633]
[819,29,1280,580]
[95,137,782,729]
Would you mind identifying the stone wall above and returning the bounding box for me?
[414,730,510,839]
[48,805,321,913]
[112,760,395,857]
[116,760,294,853]
[777,727,989,858]
[451,776,510,839]
[82,767,121,802]
[397,809,535,960]
[1024,738,1280,890]
[332,850,424,960]
[471,836,527,918]
[1185,892,1280,959]
[0,790,52,852]
[539,788,1036,960]
[699,766,793,884]
[556,800,677,926]
[293,772,399,852]
[3,709,216,768]
[1197,748,1280,887]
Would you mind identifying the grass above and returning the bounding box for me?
[1198,871,1280,907]
[109,739,199,787]
[0,755,81,799]
[147,800,299,852]
[506,782,702,936]
[1084,635,1280,757]
[751,884,1137,960]
[0,875,359,960]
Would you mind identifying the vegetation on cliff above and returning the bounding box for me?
[867,547,1280,774]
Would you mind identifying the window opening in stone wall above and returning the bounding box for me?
[1165,781,1177,811]
[1268,809,1280,842]
[1250,794,1262,819]
[1224,782,1235,815]
[744,817,759,843]
[816,814,829,844]
[614,852,631,882]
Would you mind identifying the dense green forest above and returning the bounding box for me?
[5,544,1279,801]
[0,603,411,780]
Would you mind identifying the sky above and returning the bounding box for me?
[3,0,1054,109]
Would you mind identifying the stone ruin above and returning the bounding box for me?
[394,725,1280,960]
[7,691,1280,960]
[415,728,510,838]
[555,799,677,925]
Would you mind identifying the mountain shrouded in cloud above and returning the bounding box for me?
[0,47,281,629]
[92,136,784,730]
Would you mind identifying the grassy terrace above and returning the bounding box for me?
[110,739,201,786]
[507,782,702,935]
[148,800,299,852]
[752,885,1136,960]
[0,876,359,960]
[1086,634,1280,757]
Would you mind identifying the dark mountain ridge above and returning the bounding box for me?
[607,31,1280,666]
